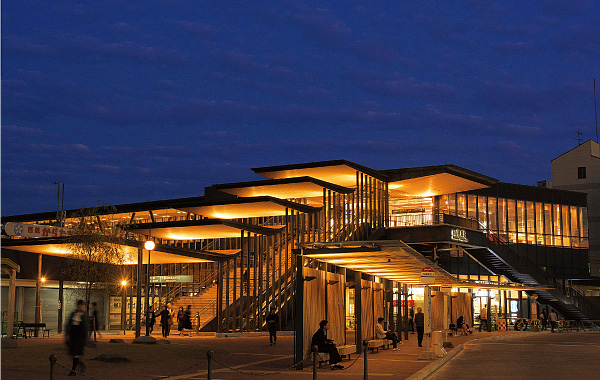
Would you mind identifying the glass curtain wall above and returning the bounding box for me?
[440,194,588,249]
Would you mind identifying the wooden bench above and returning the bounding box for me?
[367,339,392,352]
[313,344,356,367]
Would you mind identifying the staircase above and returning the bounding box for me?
[464,230,600,321]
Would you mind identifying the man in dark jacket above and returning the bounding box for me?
[414,307,425,347]
[266,308,279,345]
[311,320,344,370]
[65,300,88,376]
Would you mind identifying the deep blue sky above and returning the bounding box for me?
[2,1,599,216]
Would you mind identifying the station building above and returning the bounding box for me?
[3,153,600,357]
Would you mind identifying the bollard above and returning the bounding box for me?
[363,339,369,380]
[49,354,56,380]
[206,350,214,380]
[312,345,319,380]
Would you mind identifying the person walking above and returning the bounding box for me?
[540,310,548,331]
[311,320,344,370]
[479,306,488,332]
[147,304,156,334]
[408,307,415,334]
[177,306,185,335]
[266,308,279,345]
[415,307,425,347]
[90,301,102,341]
[65,300,88,376]
[184,305,193,335]
[159,305,171,338]
[376,317,399,349]
[549,309,558,332]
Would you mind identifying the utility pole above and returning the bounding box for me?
[53,182,64,227]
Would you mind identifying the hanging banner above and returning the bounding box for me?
[4,222,74,238]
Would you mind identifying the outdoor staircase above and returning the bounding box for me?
[463,230,600,321]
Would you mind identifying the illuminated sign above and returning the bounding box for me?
[150,275,194,283]
[4,222,74,238]
[450,228,468,243]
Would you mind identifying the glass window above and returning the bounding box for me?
[578,167,586,179]
[448,194,456,215]
[562,205,570,247]
[517,200,526,243]
[488,197,498,232]
[544,204,552,245]
[439,195,449,214]
[535,203,543,245]
[468,195,477,219]
[526,201,535,244]
[553,204,562,246]
[507,199,516,243]
[478,196,487,229]
[498,198,507,236]
[457,194,466,218]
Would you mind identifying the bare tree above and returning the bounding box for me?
[65,205,130,311]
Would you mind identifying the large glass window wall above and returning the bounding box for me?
[440,194,588,249]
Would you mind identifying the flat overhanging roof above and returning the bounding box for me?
[212,176,354,201]
[298,240,542,290]
[177,196,320,219]
[2,238,229,264]
[126,219,283,240]
[252,160,388,187]
[298,240,456,284]
[384,165,498,197]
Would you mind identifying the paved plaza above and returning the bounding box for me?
[2,329,599,379]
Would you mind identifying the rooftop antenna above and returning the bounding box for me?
[53,182,64,227]
[595,78,598,143]
[576,131,583,145]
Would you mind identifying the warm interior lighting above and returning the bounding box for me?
[40,277,46,283]
[144,240,155,250]
[121,280,127,286]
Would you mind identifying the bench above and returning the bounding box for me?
[313,344,357,367]
[21,323,49,338]
[367,339,392,352]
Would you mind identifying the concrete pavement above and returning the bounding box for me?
[3,328,597,379]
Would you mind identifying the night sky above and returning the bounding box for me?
[2,1,599,216]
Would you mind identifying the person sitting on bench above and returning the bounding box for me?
[311,320,344,370]
[457,315,472,335]
[375,317,399,350]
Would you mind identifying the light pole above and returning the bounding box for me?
[144,240,155,336]
[120,280,127,334]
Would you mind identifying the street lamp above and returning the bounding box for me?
[120,280,127,334]
[145,240,154,336]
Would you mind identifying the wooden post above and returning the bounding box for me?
[35,253,42,337]
[354,271,362,354]
[135,247,143,338]
[294,254,304,370]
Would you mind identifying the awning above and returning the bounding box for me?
[2,238,229,264]
[383,165,498,197]
[252,160,387,187]
[298,240,456,284]
[297,240,544,290]
[178,196,320,219]
[126,219,284,240]
[212,176,353,204]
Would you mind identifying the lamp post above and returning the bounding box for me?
[120,280,127,334]
[144,240,155,337]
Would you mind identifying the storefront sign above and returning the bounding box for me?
[420,267,435,284]
[150,275,193,283]
[441,280,452,292]
[450,228,468,243]
[4,222,74,238]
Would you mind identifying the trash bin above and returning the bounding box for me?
[432,331,446,357]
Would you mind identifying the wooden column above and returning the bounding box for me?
[217,261,224,333]
[294,254,305,370]
[354,271,362,353]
